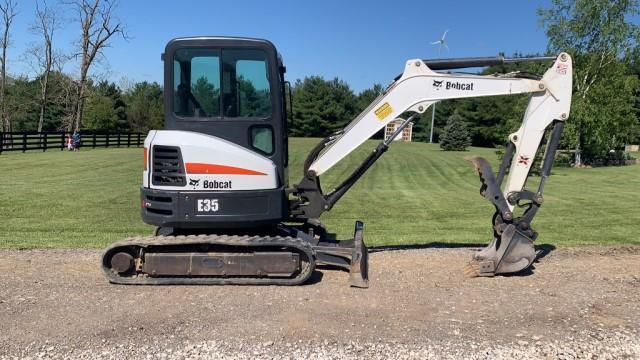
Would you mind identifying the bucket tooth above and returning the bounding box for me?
[463,260,495,278]
[465,224,536,277]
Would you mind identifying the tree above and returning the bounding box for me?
[356,83,383,112]
[571,62,639,160]
[82,81,124,131]
[29,0,62,132]
[70,0,125,131]
[93,80,125,128]
[124,81,163,132]
[190,76,219,116]
[0,0,16,132]
[538,0,640,165]
[42,70,77,131]
[439,112,471,151]
[6,75,39,131]
[82,92,118,131]
[627,55,640,144]
[52,68,80,131]
[354,83,385,138]
[291,76,357,137]
[237,75,270,117]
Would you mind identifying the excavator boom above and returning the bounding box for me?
[308,54,572,178]
[291,53,572,277]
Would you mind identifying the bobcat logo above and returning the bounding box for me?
[517,156,530,165]
[555,63,568,75]
[189,178,201,188]
[432,80,443,90]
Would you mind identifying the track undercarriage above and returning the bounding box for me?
[102,221,368,287]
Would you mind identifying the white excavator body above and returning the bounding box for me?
[102,36,573,286]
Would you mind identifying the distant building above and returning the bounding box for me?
[625,144,639,152]
[384,119,413,142]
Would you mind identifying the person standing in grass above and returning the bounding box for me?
[67,133,74,151]
[72,131,81,151]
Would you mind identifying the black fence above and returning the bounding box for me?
[0,132,145,154]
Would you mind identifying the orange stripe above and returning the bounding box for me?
[185,162,267,176]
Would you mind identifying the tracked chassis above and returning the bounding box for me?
[102,222,368,287]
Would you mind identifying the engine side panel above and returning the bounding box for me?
[142,130,286,229]
[149,130,278,191]
[141,187,287,228]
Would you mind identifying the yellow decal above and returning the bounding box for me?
[374,102,393,121]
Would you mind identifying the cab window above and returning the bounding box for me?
[250,126,274,154]
[173,48,221,117]
[172,48,271,119]
[222,49,272,118]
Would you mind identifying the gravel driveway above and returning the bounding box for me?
[1,246,639,359]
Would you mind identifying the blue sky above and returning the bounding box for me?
[9,0,552,92]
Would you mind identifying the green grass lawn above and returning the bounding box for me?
[1,138,639,249]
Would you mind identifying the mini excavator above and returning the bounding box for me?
[102,36,572,287]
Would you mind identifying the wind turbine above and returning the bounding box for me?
[430,29,450,57]
[427,30,450,143]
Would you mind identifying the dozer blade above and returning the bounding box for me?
[463,224,536,277]
[313,220,369,288]
[348,221,369,288]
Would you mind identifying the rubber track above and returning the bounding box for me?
[102,234,315,285]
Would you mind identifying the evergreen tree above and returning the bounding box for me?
[355,83,383,113]
[124,81,163,132]
[237,75,270,117]
[439,112,471,151]
[191,76,219,117]
[290,76,357,137]
[6,76,39,131]
[356,84,384,138]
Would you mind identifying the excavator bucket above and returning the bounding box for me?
[463,224,536,277]
[464,156,538,277]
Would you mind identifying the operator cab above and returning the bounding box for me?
[141,37,291,230]
[163,37,289,185]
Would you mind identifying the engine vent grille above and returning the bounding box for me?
[152,145,186,187]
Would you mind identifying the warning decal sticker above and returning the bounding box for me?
[374,102,393,121]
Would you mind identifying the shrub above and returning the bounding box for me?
[439,112,471,151]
